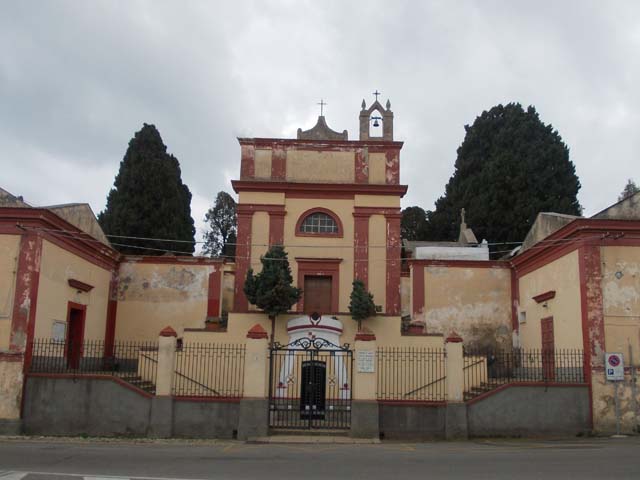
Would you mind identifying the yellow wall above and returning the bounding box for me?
[354,195,400,208]
[254,149,272,179]
[115,261,221,340]
[286,150,355,183]
[282,198,355,312]
[517,250,583,350]
[34,240,112,341]
[601,246,640,365]
[0,235,20,350]
[423,265,512,349]
[238,192,285,205]
[368,153,386,184]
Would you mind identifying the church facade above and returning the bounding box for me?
[1,97,640,437]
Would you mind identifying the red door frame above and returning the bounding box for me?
[65,302,87,369]
[541,316,555,381]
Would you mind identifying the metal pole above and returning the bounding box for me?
[629,343,638,431]
[614,381,621,436]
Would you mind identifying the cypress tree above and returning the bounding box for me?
[426,104,582,249]
[348,279,376,330]
[98,124,195,255]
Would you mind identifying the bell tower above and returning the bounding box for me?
[359,91,394,141]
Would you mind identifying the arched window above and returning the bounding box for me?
[295,208,343,237]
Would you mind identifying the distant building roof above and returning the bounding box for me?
[0,187,30,208]
[518,212,581,254]
[592,191,640,221]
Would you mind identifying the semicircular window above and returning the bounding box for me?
[300,212,339,234]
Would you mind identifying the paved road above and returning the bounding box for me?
[1,437,639,480]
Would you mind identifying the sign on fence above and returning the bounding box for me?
[357,351,375,373]
[605,353,624,381]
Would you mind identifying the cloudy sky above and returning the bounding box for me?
[2,1,639,243]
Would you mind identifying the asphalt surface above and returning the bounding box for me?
[1,437,639,480]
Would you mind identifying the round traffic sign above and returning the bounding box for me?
[608,355,621,367]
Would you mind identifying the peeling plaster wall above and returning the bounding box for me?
[592,370,640,433]
[400,276,411,317]
[115,262,219,340]
[0,235,20,350]
[34,240,112,340]
[423,266,512,349]
[253,149,272,180]
[286,150,355,183]
[602,246,640,362]
[517,250,583,350]
[368,153,386,184]
[0,359,23,420]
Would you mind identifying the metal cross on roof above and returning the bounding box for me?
[317,99,327,116]
[372,90,381,101]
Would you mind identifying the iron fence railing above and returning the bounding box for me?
[28,339,158,393]
[463,348,585,400]
[376,347,446,402]
[172,343,245,398]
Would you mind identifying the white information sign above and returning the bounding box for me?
[605,353,624,381]
[357,350,375,373]
[52,321,66,343]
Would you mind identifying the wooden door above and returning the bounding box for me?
[541,316,555,381]
[304,276,332,314]
[66,304,86,369]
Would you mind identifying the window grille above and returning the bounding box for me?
[300,212,338,234]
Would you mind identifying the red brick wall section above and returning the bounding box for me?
[271,145,287,180]
[353,212,370,286]
[385,213,402,315]
[355,148,368,184]
[385,149,400,185]
[104,272,118,357]
[207,268,222,318]
[412,264,425,319]
[269,211,286,246]
[233,211,253,312]
[579,244,605,369]
[10,232,43,355]
[240,144,255,180]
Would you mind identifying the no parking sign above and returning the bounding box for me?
[605,353,624,381]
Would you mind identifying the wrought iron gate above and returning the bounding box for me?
[268,338,353,430]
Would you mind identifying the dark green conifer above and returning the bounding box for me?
[348,279,376,330]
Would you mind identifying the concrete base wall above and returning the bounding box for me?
[351,401,379,438]
[23,376,240,438]
[379,403,446,440]
[467,385,590,437]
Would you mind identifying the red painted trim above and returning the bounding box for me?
[233,211,252,312]
[353,206,401,216]
[402,332,445,337]
[237,204,286,215]
[232,180,408,198]
[173,396,242,403]
[104,273,118,358]
[288,324,344,333]
[355,148,368,184]
[247,323,268,339]
[412,265,425,319]
[296,258,341,313]
[511,268,519,332]
[160,326,178,337]
[207,269,222,318]
[68,278,94,292]
[385,149,400,185]
[533,290,556,303]
[10,232,42,356]
[26,373,154,398]
[269,211,285,246]
[353,213,369,286]
[0,208,120,270]
[271,145,286,181]
[65,302,87,363]
[240,144,255,179]
[466,381,589,406]
[446,333,463,343]
[386,213,401,315]
[378,400,447,407]
[354,332,376,341]
[294,207,344,238]
[122,256,224,265]
[285,191,355,199]
[238,137,404,150]
[0,352,24,362]
[408,259,510,269]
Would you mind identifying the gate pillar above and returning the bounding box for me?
[445,331,468,440]
[351,330,379,438]
[238,324,269,440]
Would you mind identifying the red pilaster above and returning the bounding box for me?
[233,210,253,312]
[240,144,255,180]
[385,213,402,315]
[412,263,425,319]
[207,268,222,318]
[511,268,520,332]
[385,149,400,185]
[355,148,368,184]
[353,212,370,286]
[271,145,287,181]
[10,232,43,356]
[104,272,118,358]
[269,211,286,246]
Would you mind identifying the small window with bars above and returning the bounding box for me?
[300,212,339,234]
